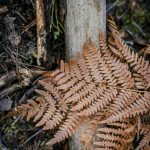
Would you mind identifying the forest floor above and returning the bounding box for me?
[0,0,150,149]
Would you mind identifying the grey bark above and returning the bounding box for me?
[65,0,106,149]
[65,0,106,60]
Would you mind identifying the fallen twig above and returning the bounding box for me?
[0,68,45,88]
[0,70,18,88]
[18,85,38,104]
[36,0,47,66]
[19,129,43,147]
[0,83,23,98]
[0,68,45,97]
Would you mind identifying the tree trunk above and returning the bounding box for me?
[65,0,106,149]
[65,0,106,59]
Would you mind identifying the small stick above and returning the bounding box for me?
[19,129,43,147]
[0,70,18,88]
[0,68,45,88]
[22,19,36,34]
[0,83,23,98]
[18,85,38,104]
[36,0,47,66]
[0,68,45,97]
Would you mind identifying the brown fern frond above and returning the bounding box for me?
[33,90,57,125]
[136,132,150,150]
[76,52,92,82]
[39,81,61,100]
[18,97,46,121]
[69,59,83,80]
[83,39,104,83]
[9,17,150,149]
[80,113,104,149]
[94,121,136,150]
[142,45,150,57]
[46,113,88,145]
[107,16,120,36]
[94,141,122,150]
[63,80,86,101]
[99,32,135,88]
[93,39,117,86]
[108,17,150,90]
[108,90,140,114]
[65,82,96,104]
[71,85,106,111]
[102,92,150,124]
[79,88,118,116]
[42,111,64,130]
[140,123,150,136]
[105,51,135,88]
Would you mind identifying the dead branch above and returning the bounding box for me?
[0,83,23,97]
[0,68,45,97]
[0,68,45,88]
[0,70,18,88]
[36,0,47,66]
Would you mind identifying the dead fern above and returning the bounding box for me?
[8,17,150,149]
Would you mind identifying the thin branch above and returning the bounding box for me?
[36,0,47,66]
